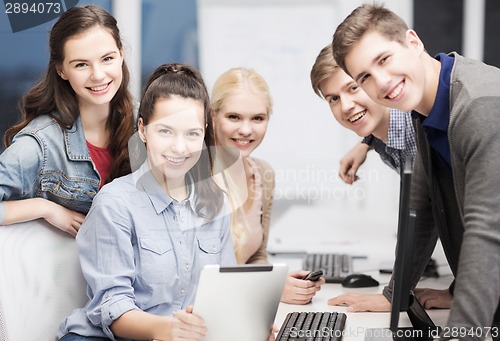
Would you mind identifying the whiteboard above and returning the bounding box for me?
[198,0,411,218]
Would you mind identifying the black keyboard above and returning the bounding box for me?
[302,253,353,283]
[276,311,347,341]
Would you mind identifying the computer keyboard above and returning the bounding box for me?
[276,311,347,341]
[302,253,353,283]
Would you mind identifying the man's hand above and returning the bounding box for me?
[328,293,390,312]
[413,288,453,309]
[339,143,370,184]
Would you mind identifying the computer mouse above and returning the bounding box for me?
[341,274,379,288]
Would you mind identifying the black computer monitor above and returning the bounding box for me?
[389,156,439,340]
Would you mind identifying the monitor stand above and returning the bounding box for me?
[364,293,440,341]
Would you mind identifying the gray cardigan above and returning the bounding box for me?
[384,53,500,336]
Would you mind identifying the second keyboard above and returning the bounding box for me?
[302,253,353,283]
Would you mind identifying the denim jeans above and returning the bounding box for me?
[59,333,110,341]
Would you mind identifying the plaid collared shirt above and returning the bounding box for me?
[362,109,417,175]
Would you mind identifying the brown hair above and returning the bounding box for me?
[3,5,134,183]
[138,63,224,220]
[332,3,409,74]
[310,43,339,98]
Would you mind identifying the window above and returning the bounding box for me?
[0,0,111,152]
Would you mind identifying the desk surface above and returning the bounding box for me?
[267,200,493,340]
[270,255,453,341]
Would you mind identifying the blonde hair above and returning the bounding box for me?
[310,43,339,99]
[211,67,272,116]
[211,67,272,263]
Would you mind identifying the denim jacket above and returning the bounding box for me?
[0,114,100,223]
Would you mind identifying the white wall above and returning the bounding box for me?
[113,0,142,102]
[198,0,413,224]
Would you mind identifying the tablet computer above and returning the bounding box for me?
[192,263,288,341]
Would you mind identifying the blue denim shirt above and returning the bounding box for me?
[57,161,236,340]
[0,114,100,223]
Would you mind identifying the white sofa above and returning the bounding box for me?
[0,220,88,341]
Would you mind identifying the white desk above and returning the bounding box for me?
[267,196,456,341]
[271,254,453,340]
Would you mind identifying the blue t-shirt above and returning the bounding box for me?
[412,52,454,174]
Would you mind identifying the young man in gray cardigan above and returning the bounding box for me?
[329,3,500,340]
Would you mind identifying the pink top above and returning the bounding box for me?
[86,141,112,189]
